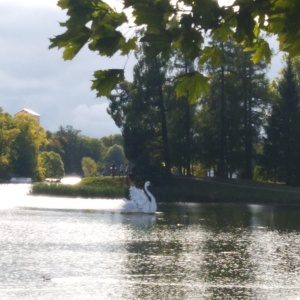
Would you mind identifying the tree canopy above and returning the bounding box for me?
[50,0,300,102]
[11,112,47,179]
[0,109,19,179]
[39,151,65,179]
[262,57,300,185]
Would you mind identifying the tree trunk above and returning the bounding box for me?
[184,96,192,176]
[243,62,253,179]
[219,42,227,178]
[157,85,171,174]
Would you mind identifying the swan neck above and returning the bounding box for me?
[143,184,152,202]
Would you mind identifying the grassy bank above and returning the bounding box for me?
[31,176,300,205]
[31,176,128,199]
[152,177,300,205]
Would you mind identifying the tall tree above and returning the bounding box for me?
[198,41,268,178]
[54,125,81,175]
[100,134,123,148]
[104,144,127,175]
[167,94,197,176]
[81,157,98,177]
[170,54,197,176]
[263,58,300,185]
[39,151,65,179]
[137,50,171,173]
[0,108,20,179]
[108,49,172,175]
[234,48,269,179]
[12,112,47,179]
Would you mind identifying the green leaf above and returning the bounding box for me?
[176,72,209,104]
[253,24,260,38]
[128,0,174,33]
[57,0,69,10]
[49,27,91,60]
[199,46,222,67]
[173,28,203,61]
[284,36,300,58]
[92,69,125,97]
[140,32,172,55]
[89,30,125,57]
[120,37,138,55]
[211,24,235,43]
[245,40,272,64]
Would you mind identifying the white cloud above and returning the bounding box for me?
[70,103,121,137]
[0,0,132,138]
[0,0,58,6]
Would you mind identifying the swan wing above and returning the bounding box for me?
[129,186,142,200]
[126,184,157,213]
[129,186,147,204]
[121,198,139,213]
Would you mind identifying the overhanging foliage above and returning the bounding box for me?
[50,0,300,102]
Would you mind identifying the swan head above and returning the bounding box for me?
[145,181,151,187]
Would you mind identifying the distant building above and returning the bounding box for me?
[14,108,40,123]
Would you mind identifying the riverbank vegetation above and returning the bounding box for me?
[2,54,300,191]
[3,7,300,196]
[31,177,128,199]
[30,176,300,205]
[48,0,300,188]
[152,177,300,205]
[0,109,127,182]
[3,53,300,192]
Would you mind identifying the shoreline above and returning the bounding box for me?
[152,176,300,206]
[28,176,300,206]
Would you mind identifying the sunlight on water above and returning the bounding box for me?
[0,183,124,212]
[60,176,82,185]
[1,184,300,299]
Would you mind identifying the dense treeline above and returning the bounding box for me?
[262,58,300,185]
[2,44,300,186]
[108,42,300,186]
[0,110,126,181]
[47,0,300,187]
[43,126,126,177]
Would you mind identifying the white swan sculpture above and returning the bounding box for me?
[121,181,157,214]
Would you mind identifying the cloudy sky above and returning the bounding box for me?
[0,0,131,138]
[0,0,283,138]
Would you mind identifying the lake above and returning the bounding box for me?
[1,184,300,299]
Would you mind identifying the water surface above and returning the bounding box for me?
[1,184,300,299]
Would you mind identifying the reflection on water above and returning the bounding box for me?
[1,184,300,299]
